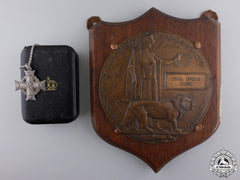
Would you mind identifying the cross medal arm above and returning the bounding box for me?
[15,69,46,101]
[15,80,27,91]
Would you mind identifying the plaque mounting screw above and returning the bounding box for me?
[111,43,118,50]
[114,128,121,134]
[195,124,203,132]
[194,42,201,49]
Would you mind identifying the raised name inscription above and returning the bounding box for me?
[164,73,207,90]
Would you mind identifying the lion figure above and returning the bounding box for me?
[121,94,195,132]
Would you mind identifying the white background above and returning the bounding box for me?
[0,0,239,179]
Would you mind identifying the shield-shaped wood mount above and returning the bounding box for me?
[87,8,220,172]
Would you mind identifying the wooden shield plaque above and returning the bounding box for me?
[87,8,220,172]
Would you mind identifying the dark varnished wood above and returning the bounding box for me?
[87,8,220,172]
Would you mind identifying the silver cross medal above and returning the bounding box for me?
[15,45,46,101]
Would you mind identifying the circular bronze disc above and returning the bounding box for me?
[99,31,212,143]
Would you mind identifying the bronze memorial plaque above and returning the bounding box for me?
[88,8,220,172]
[99,32,212,143]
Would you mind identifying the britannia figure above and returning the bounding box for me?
[126,33,181,101]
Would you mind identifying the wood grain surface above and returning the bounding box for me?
[87,8,221,172]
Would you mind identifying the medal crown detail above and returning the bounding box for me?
[24,70,35,76]
[45,77,58,91]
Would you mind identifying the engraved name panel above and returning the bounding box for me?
[164,73,207,90]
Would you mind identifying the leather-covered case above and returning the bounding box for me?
[20,45,79,124]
